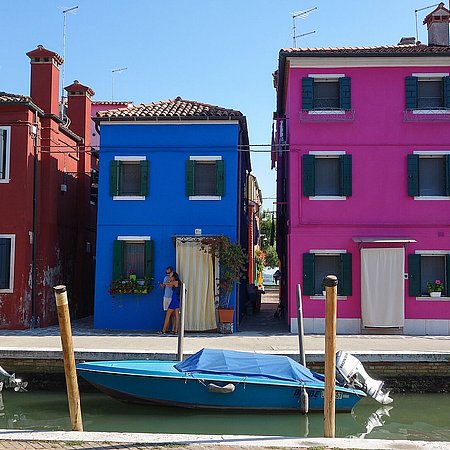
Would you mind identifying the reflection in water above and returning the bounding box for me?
[0,390,449,442]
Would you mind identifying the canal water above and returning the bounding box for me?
[0,390,449,441]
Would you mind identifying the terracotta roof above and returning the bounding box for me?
[96,97,243,120]
[281,44,450,55]
[0,91,32,103]
[92,101,133,106]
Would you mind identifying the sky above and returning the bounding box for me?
[1,0,445,208]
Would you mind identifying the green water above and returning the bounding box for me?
[1,390,449,441]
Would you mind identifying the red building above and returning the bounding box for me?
[0,46,97,328]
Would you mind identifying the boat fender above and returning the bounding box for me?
[207,383,236,394]
[301,386,309,414]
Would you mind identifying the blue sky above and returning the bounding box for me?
[1,1,445,207]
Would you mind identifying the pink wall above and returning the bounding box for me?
[284,65,450,323]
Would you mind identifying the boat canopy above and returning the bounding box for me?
[175,349,324,383]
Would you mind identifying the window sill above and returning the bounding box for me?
[189,196,222,201]
[416,296,450,302]
[404,109,450,122]
[310,295,348,300]
[113,196,146,201]
[300,109,355,122]
[0,179,10,183]
[413,196,450,200]
[309,196,347,200]
[0,289,13,294]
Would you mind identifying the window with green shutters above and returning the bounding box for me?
[302,77,351,111]
[303,252,352,296]
[110,158,149,198]
[0,235,14,292]
[405,75,450,110]
[407,154,450,197]
[303,154,352,197]
[186,158,224,198]
[112,238,154,280]
[0,126,10,182]
[408,253,450,297]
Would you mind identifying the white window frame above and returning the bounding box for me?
[113,156,146,201]
[414,250,450,301]
[413,151,450,200]
[0,234,15,293]
[307,74,346,114]
[411,72,450,115]
[189,155,222,201]
[0,126,11,183]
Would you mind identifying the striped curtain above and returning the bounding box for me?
[176,240,216,331]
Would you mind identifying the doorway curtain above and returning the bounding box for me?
[176,240,217,331]
[361,248,404,328]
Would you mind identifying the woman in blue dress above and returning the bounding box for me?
[160,272,181,334]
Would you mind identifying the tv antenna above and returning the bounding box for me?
[112,67,128,101]
[415,3,440,42]
[61,5,78,105]
[291,7,317,47]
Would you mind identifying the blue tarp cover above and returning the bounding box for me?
[175,348,324,383]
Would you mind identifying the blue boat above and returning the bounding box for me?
[77,349,366,412]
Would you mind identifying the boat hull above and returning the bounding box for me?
[77,360,364,412]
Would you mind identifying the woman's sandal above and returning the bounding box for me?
[157,331,166,335]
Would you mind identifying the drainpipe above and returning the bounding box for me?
[236,127,243,327]
[30,111,39,328]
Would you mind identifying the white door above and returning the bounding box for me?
[361,248,404,328]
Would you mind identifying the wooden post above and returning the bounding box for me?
[177,282,186,361]
[53,285,83,431]
[296,284,306,367]
[323,275,337,438]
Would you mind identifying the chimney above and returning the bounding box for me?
[423,2,450,46]
[26,45,63,116]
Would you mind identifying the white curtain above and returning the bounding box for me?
[361,248,404,327]
[176,240,217,331]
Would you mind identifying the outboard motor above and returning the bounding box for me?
[0,366,27,392]
[336,351,392,405]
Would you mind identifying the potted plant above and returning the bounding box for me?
[109,276,154,296]
[427,279,444,298]
[200,236,247,324]
[128,269,137,281]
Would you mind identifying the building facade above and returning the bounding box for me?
[273,4,450,335]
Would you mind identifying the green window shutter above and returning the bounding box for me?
[302,154,315,196]
[112,240,124,279]
[303,253,315,295]
[405,76,418,109]
[339,253,352,296]
[144,240,154,278]
[446,155,450,196]
[302,77,314,110]
[339,77,351,110]
[216,159,225,196]
[340,154,352,197]
[408,254,421,296]
[407,154,419,197]
[185,160,195,196]
[444,76,450,108]
[446,254,450,297]
[140,160,149,196]
[110,160,120,196]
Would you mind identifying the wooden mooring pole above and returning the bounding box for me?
[53,285,83,431]
[177,282,186,361]
[323,275,337,438]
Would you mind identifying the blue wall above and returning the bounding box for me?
[94,122,241,330]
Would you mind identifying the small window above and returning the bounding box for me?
[408,253,450,297]
[405,76,450,110]
[418,80,444,109]
[0,235,14,292]
[407,154,450,197]
[314,81,340,109]
[110,158,148,198]
[186,158,224,198]
[0,126,11,182]
[302,77,351,111]
[314,255,341,293]
[303,154,352,198]
[112,238,154,280]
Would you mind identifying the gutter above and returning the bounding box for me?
[31,110,39,328]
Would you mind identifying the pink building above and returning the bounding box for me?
[273,3,450,335]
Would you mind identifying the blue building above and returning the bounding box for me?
[93,97,252,331]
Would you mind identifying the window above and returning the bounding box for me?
[405,75,450,110]
[110,157,148,199]
[302,76,351,111]
[0,126,11,182]
[186,157,224,199]
[407,153,450,198]
[303,252,352,296]
[112,237,154,280]
[408,253,450,297]
[303,153,352,198]
[0,235,15,292]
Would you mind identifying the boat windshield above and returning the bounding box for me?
[175,349,324,383]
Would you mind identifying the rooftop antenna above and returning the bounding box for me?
[415,3,439,42]
[61,6,78,107]
[111,67,128,101]
[291,7,317,47]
